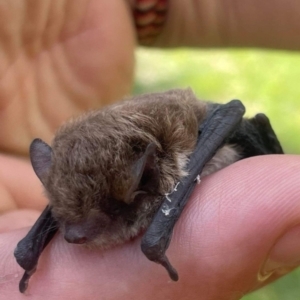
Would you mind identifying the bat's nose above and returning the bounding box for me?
[64,225,87,244]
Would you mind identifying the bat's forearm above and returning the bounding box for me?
[14,206,58,292]
[141,100,245,280]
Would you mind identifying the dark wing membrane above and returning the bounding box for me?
[227,113,284,157]
[14,206,58,293]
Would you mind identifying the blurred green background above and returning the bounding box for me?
[134,48,300,299]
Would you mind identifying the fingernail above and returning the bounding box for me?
[258,225,300,282]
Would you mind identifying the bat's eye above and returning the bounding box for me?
[105,198,128,217]
[110,207,121,215]
[131,190,146,200]
[107,202,122,217]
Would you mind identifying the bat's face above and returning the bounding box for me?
[47,159,158,248]
[30,135,163,249]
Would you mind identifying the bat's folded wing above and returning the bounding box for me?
[14,205,58,293]
[141,99,246,280]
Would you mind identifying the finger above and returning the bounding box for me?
[0,154,47,212]
[0,209,41,233]
[173,154,300,298]
[1,155,299,299]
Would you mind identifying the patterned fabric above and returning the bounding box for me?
[133,0,168,45]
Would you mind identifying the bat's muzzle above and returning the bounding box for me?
[64,224,88,244]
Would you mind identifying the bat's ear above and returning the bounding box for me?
[30,138,52,184]
[125,142,160,203]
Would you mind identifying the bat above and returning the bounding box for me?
[14,88,284,292]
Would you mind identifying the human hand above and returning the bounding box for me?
[156,0,300,50]
[1,155,299,299]
[0,0,135,155]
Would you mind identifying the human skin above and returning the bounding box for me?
[155,0,300,49]
[1,0,300,299]
[0,0,135,156]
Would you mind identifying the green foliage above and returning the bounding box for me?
[134,48,300,299]
[134,49,300,154]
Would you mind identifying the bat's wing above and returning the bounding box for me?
[141,99,246,281]
[14,205,58,293]
[227,113,284,157]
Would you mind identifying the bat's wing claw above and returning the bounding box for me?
[14,206,58,293]
[19,270,34,293]
[141,241,178,281]
[160,255,179,281]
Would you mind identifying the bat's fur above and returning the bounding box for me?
[40,89,239,249]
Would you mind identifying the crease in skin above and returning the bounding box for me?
[58,1,135,105]
[22,0,52,57]
[58,37,102,108]
[28,0,127,118]
[21,0,87,57]
[257,261,297,282]
[258,223,300,282]
[0,4,24,87]
[60,0,88,40]
[34,47,81,133]
[22,1,96,134]
[0,1,71,151]
[257,260,276,282]
[43,42,98,119]
[42,0,66,49]
[20,1,98,136]
[0,2,24,63]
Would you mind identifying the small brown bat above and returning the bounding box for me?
[14,88,283,292]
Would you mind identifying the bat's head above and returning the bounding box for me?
[28,92,199,248]
[29,130,164,248]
